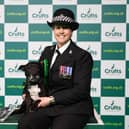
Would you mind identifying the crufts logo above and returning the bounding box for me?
[81,8,97,19]
[86,45,97,56]
[32,8,48,19]
[32,45,42,55]
[105,27,122,37]
[104,100,121,111]
[104,64,121,74]
[8,27,24,37]
[8,64,19,73]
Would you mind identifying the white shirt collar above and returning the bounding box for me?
[55,40,71,54]
[50,40,71,68]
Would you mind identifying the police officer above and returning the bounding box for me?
[18,8,94,129]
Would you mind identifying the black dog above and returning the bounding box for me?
[14,61,47,114]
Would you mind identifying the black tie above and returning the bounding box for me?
[55,49,61,62]
[51,50,61,69]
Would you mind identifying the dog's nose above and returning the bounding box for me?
[28,75,35,82]
[28,75,40,83]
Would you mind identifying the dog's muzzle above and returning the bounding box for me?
[28,75,40,84]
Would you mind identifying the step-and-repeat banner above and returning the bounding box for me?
[0,0,129,129]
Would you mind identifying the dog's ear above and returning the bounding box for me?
[18,65,26,71]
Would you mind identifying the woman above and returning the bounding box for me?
[18,8,94,129]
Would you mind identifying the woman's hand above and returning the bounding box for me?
[37,97,53,108]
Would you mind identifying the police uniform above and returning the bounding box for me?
[18,8,94,129]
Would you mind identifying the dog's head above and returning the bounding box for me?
[19,62,43,85]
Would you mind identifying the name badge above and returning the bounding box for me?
[59,65,72,79]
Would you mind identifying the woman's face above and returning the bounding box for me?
[53,25,73,48]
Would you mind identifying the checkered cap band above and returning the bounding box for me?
[53,14,74,23]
